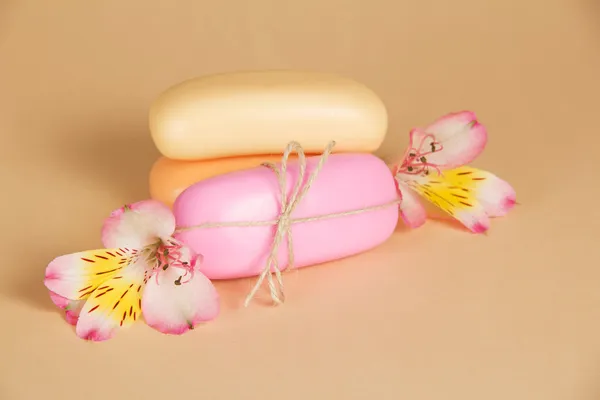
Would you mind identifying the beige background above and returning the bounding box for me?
[1,0,599,399]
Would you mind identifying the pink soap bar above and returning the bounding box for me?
[172,153,399,280]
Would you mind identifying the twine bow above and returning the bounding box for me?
[243,140,335,306]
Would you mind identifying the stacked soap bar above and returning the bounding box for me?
[148,71,389,207]
[148,71,400,281]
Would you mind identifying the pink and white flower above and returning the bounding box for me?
[44,200,219,341]
[392,111,517,233]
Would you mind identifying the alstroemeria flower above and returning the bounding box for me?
[392,111,516,233]
[44,200,219,341]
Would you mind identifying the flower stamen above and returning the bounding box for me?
[145,238,196,287]
[397,132,444,177]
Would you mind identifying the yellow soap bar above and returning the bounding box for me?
[149,154,304,208]
[149,70,388,160]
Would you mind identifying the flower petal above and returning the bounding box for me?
[49,291,85,325]
[397,166,515,233]
[44,248,138,300]
[411,111,487,169]
[475,170,517,217]
[102,200,176,249]
[65,301,85,326]
[75,261,147,341]
[49,290,70,309]
[142,248,219,335]
[396,181,427,228]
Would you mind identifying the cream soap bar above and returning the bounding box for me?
[149,70,388,160]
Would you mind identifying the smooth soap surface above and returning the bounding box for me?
[149,70,388,160]
[149,154,307,208]
[173,153,399,280]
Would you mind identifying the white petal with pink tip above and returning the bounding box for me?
[396,181,427,228]
[475,171,517,217]
[102,200,176,249]
[142,258,219,335]
[411,111,488,169]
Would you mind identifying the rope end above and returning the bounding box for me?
[243,292,285,308]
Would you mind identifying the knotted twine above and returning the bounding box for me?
[174,141,402,307]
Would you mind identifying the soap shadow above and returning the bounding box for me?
[7,275,54,313]
[577,0,600,40]
[213,271,304,311]
[0,0,15,42]
[395,221,411,233]
[428,217,473,233]
[213,279,254,310]
[583,0,600,19]
[394,215,472,233]
[48,124,159,202]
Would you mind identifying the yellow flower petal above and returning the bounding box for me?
[44,248,138,300]
[401,166,516,233]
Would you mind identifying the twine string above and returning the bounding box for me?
[174,141,401,307]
